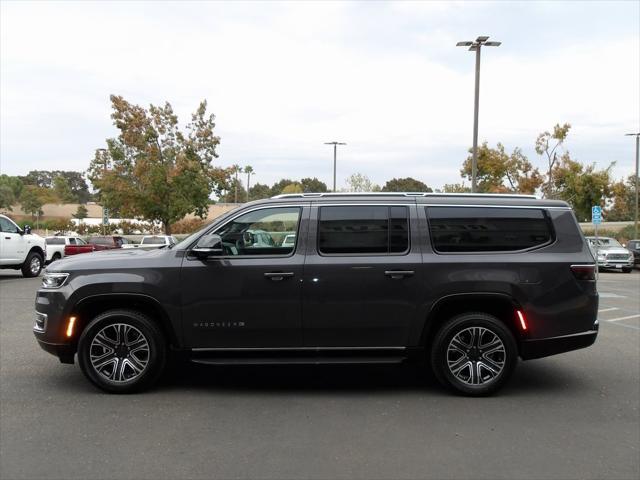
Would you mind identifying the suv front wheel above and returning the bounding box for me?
[78,310,167,393]
[431,312,518,396]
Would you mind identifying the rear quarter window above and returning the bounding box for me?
[427,206,554,253]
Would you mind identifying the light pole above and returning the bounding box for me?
[96,148,108,235]
[457,36,501,193]
[324,141,346,192]
[625,133,640,239]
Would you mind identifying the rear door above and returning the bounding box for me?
[302,203,422,347]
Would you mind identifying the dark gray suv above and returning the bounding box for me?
[34,193,598,395]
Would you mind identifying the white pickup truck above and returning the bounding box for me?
[44,235,88,263]
[0,214,47,277]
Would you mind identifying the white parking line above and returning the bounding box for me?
[599,293,627,298]
[605,314,640,323]
[598,307,619,313]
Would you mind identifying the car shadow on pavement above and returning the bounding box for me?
[150,358,588,397]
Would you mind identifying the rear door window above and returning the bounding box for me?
[427,207,553,252]
[318,206,409,255]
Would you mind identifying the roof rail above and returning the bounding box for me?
[271,192,538,199]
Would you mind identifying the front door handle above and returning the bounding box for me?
[384,270,415,279]
[4,237,10,240]
[264,272,295,281]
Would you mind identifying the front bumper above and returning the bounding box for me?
[36,339,75,364]
[597,259,633,269]
[520,329,598,360]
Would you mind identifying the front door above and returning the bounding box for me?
[302,204,422,347]
[180,205,309,348]
[0,217,24,265]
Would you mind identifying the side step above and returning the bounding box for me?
[189,347,407,366]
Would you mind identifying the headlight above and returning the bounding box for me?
[42,273,69,289]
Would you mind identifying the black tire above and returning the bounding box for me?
[51,253,62,262]
[622,267,632,273]
[21,251,43,277]
[77,309,167,393]
[430,312,518,396]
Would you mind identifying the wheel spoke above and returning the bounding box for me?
[447,325,506,387]
[89,323,150,383]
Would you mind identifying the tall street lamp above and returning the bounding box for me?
[625,132,640,239]
[96,148,108,235]
[457,36,501,193]
[324,141,346,192]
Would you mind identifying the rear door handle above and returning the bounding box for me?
[264,272,295,281]
[4,237,10,240]
[384,270,415,279]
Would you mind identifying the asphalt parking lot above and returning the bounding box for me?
[1,270,638,480]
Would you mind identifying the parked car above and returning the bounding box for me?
[35,192,599,396]
[45,236,87,263]
[0,214,46,277]
[585,236,634,273]
[64,236,128,256]
[281,234,296,248]
[137,235,177,249]
[625,239,640,268]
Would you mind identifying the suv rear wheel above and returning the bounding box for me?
[430,312,517,396]
[78,310,166,393]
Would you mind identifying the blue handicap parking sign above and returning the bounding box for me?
[591,206,602,225]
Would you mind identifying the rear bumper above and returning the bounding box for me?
[520,329,598,360]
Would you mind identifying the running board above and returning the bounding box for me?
[189,347,407,366]
[191,356,406,366]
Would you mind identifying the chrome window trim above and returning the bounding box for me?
[185,204,306,259]
[425,205,558,255]
[316,204,412,257]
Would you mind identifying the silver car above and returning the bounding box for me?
[586,236,634,273]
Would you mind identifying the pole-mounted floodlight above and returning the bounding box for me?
[324,141,347,192]
[625,132,640,239]
[457,36,501,193]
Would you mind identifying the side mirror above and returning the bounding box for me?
[22,225,31,235]
[192,234,223,257]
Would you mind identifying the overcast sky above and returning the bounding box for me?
[1,0,638,191]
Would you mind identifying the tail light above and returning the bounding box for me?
[570,264,596,281]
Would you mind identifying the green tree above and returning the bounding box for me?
[53,175,75,203]
[21,170,90,202]
[270,178,295,196]
[249,183,271,201]
[0,175,24,211]
[552,156,613,221]
[461,143,543,194]
[344,173,379,192]
[220,177,247,203]
[300,177,328,193]
[244,166,254,202]
[88,95,225,234]
[440,183,471,193]
[73,204,89,221]
[20,185,45,218]
[607,175,637,221]
[382,177,432,192]
[535,123,571,198]
[281,183,303,194]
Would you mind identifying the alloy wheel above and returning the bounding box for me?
[446,326,506,386]
[30,256,41,275]
[89,323,150,383]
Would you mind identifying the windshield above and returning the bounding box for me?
[141,236,165,245]
[588,237,622,247]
